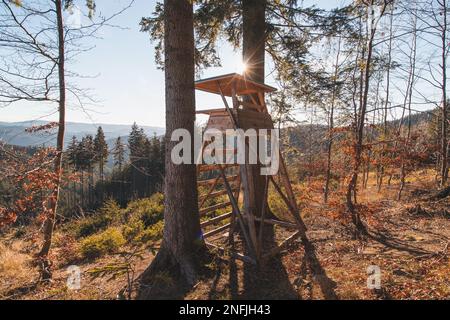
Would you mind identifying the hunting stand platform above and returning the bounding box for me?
[195,73,307,265]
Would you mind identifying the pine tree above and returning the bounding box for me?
[67,136,79,170]
[94,126,108,182]
[128,123,147,197]
[112,136,126,204]
[138,0,205,299]
[112,136,125,172]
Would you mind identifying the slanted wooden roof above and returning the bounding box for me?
[195,73,277,97]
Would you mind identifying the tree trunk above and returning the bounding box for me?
[440,0,448,187]
[138,0,206,299]
[242,0,268,218]
[378,4,394,193]
[38,0,65,280]
[347,1,382,237]
[324,37,341,203]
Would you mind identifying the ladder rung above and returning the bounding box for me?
[203,223,231,238]
[197,163,238,173]
[199,202,231,216]
[197,175,239,186]
[199,188,238,201]
[201,212,232,228]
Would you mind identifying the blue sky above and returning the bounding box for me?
[1,0,442,128]
[1,0,247,127]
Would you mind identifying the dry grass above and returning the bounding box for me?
[0,241,36,298]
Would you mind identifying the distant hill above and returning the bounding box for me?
[285,109,435,153]
[0,120,165,147]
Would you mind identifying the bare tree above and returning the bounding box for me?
[413,0,450,186]
[346,0,392,236]
[324,36,342,203]
[0,0,131,279]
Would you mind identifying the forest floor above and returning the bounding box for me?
[0,169,449,300]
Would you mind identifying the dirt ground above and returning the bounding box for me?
[1,170,449,300]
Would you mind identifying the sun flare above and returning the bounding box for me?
[236,60,248,75]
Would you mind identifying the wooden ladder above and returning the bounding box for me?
[197,150,241,243]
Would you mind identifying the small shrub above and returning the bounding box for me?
[139,220,164,244]
[125,193,164,228]
[75,199,122,238]
[122,220,145,242]
[80,227,126,259]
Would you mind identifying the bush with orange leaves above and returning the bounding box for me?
[0,144,76,229]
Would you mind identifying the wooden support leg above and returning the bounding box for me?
[217,164,257,260]
[269,176,307,234]
[257,175,269,260]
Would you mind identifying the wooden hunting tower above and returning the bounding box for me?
[195,73,306,264]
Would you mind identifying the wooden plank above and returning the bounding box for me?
[278,155,308,233]
[197,163,221,209]
[199,201,231,216]
[197,163,238,172]
[199,188,238,201]
[201,212,232,227]
[217,84,256,260]
[257,176,270,260]
[204,242,256,265]
[203,223,231,238]
[198,174,239,186]
[269,176,307,234]
[257,91,268,111]
[229,179,241,245]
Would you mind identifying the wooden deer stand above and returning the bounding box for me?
[195,73,307,265]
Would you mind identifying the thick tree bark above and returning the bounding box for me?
[138,0,206,299]
[440,0,448,187]
[242,0,268,218]
[38,0,66,280]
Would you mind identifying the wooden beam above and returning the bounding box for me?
[198,174,239,186]
[199,188,238,201]
[198,163,238,173]
[216,83,257,260]
[216,163,257,260]
[199,201,231,216]
[257,176,270,260]
[198,173,221,209]
[203,223,231,238]
[201,212,232,227]
[269,176,307,234]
